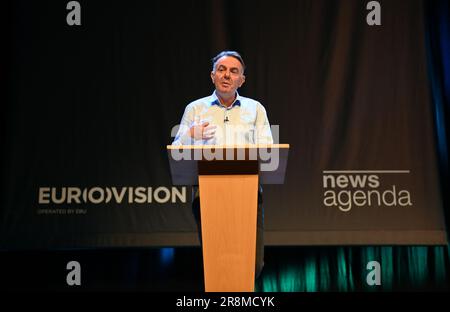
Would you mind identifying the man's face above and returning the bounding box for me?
[211,56,245,97]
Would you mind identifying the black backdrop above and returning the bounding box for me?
[2,0,447,248]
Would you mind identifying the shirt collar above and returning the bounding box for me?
[211,91,242,108]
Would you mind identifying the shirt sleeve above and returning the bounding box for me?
[255,103,274,144]
[172,105,195,145]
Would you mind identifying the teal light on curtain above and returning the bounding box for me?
[256,246,448,292]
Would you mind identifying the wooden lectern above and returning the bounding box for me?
[167,144,289,292]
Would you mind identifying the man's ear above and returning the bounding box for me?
[210,71,215,83]
[239,75,246,87]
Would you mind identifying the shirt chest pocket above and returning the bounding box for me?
[235,109,257,126]
[228,110,257,144]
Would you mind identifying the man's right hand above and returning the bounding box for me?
[190,122,217,140]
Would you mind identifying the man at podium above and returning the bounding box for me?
[172,50,273,279]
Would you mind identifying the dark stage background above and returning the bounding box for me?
[1,0,450,292]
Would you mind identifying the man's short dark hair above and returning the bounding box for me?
[212,51,246,73]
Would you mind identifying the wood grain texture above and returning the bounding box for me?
[199,174,258,292]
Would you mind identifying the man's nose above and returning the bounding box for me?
[224,70,231,78]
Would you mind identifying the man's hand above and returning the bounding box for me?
[190,121,217,140]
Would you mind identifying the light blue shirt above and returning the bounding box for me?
[173,91,273,145]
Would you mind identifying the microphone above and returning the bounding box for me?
[224,116,229,123]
